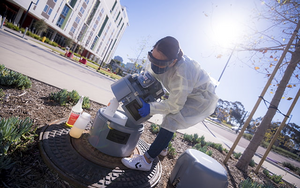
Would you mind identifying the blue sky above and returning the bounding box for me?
[114,0,300,125]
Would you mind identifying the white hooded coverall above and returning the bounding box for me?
[147,55,219,132]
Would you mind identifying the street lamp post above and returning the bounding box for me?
[19,1,39,29]
[98,39,113,70]
[216,44,237,88]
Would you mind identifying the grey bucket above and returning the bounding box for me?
[88,108,144,157]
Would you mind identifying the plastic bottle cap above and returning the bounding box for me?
[81,112,91,119]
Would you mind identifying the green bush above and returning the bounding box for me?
[172,132,176,140]
[206,150,213,156]
[0,117,34,171]
[167,142,176,158]
[26,31,35,37]
[238,178,274,188]
[207,142,223,152]
[271,174,282,184]
[260,141,269,148]
[150,123,160,134]
[243,133,253,141]
[45,38,51,44]
[51,41,59,47]
[33,34,41,40]
[49,89,90,109]
[233,152,242,159]
[249,159,255,167]
[183,133,204,144]
[5,22,19,31]
[263,169,283,184]
[272,146,299,161]
[0,64,32,89]
[0,88,4,99]
[282,162,300,175]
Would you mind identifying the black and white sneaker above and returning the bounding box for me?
[121,154,152,171]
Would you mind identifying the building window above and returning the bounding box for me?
[54,0,57,2]
[70,26,76,33]
[85,0,89,4]
[80,7,85,15]
[43,5,49,12]
[91,36,98,50]
[97,16,108,37]
[62,6,70,17]
[75,16,81,24]
[48,8,53,15]
[77,24,87,41]
[56,17,65,27]
[67,0,77,8]
[93,23,97,30]
[110,0,117,13]
[56,5,71,28]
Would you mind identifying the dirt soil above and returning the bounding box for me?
[0,78,296,188]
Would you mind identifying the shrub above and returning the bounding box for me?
[263,169,283,184]
[0,64,32,89]
[209,143,223,152]
[0,117,34,171]
[249,159,255,167]
[183,134,193,142]
[271,174,282,184]
[282,162,300,175]
[0,88,4,99]
[233,152,242,159]
[206,150,213,156]
[243,133,253,141]
[51,41,59,47]
[5,22,19,31]
[167,142,176,158]
[45,38,51,44]
[172,132,176,140]
[183,133,203,144]
[239,178,268,188]
[150,123,160,134]
[260,141,269,148]
[282,162,297,171]
[49,89,90,109]
[33,34,41,40]
[193,143,202,150]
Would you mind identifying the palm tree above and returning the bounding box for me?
[33,19,48,36]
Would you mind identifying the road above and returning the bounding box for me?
[203,121,300,168]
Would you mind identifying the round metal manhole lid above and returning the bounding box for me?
[38,119,161,188]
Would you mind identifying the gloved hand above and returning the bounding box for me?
[138,98,150,117]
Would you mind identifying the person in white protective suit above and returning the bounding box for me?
[121,36,219,171]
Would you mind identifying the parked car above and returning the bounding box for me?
[211,118,221,123]
[232,126,241,133]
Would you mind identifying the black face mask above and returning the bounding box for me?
[148,51,173,74]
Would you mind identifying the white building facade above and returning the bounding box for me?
[2,0,129,62]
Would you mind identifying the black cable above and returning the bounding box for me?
[259,96,289,118]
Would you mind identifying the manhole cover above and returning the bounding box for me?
[39,119,161,188]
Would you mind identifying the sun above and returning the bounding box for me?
[212,19,242,48]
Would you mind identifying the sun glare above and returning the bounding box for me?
[212,19,242,48]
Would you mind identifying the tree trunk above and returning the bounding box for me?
[236,40,300,172]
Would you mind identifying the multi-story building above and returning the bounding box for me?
[1,0,129,63]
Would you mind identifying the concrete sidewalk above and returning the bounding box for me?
[1,26,299,187]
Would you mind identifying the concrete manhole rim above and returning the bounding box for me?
[38,118,162,188]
